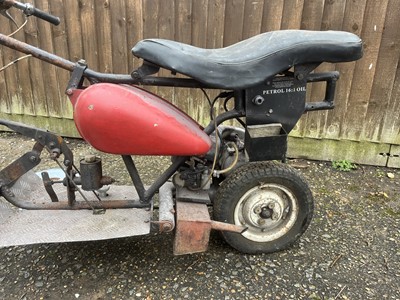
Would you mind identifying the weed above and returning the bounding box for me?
[376,169,385,178]
[332,160,357,172]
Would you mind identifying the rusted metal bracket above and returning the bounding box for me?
[0,119,73,166]
[173,201,245,255]
[0,119,77,204]
[65,59,87,94]
[41,171,59,202]
[0,142,43,188]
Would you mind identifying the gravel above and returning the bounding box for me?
[0,132,399,300]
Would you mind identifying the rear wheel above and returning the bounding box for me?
[213,161,313,254]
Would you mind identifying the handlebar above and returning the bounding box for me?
[1,0,60,25]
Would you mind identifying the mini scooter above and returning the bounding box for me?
[0,0,363,255]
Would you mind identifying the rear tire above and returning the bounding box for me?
[213,161,313,254]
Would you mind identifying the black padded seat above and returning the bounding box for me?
[132,30,363,90]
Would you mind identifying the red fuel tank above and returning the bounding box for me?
[73,83,211,155]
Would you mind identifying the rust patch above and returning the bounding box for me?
[173,202,245,255]
[173,201,211,255]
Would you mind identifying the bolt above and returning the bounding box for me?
[254,207,262,214]
[161,223,173,232]
[252,95,265,106]
[64,160,71,167]
[131,71,140,79]
[271,213,279,220]
[296,73,304,81]
[268,203,275,209]
[66,89,73,95]
[29,155,37,162]
[78,59,87,66]
[258,219,266,225]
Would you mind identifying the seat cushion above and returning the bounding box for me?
[132,30,363,89]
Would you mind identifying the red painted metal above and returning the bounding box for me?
[73,83,212,155]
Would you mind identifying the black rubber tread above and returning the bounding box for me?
[213,161,314,254]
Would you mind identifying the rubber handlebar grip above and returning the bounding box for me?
[31,6,60,25]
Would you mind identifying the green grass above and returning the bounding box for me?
[332,160,357,172]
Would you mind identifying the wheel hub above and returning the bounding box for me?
[234,183,299,242]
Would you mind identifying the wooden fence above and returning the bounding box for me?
[1,0,400,166]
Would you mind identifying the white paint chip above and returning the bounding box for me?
[369,63,373,70]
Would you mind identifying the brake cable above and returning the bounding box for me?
[0,54,31,73]
[7,17,27,37]
[0,11,31,73]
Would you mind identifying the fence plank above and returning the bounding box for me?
[35,0,62,117]
[0,46,10,114]
[80,0,99,71]
[191,0,209,124]
[22,12,49,117]
[174,0,193,115]
[142,0,159,95]
[62,0,83,63]
[242,0,264,38]
[325,0,367,140]
[362,0,400,142]
[281,0,304,29]
[12,11,33,116]
[223,0,245,45]
[50,0,72,118]
[207,0,225,48]
[127,0,143,71]
[261,0,284,32]
[95,0,113,73]
[300,0,324,30]
[292,0,324,138]
[341,0,390,141]
[303,0,346,139]
[110,0,129,74]
[0,44,9,113]
[382,64,400,145]
[156,0,176,105]
[1,19,22,115]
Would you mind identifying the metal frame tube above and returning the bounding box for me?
[2,193,150,210]
[0,33,219,89]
